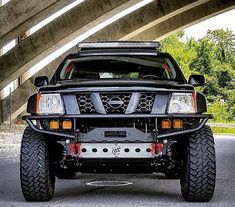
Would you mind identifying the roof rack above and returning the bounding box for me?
[77,41,161,51]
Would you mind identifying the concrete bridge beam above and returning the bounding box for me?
[0,0,77,48]
[87,0,207,42]
[0,48,77,123]
[129,0,235,41]
[0,0,140,92]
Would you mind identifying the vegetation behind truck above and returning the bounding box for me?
[20,42,216,202]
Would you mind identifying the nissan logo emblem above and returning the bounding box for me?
[108,97,124,109]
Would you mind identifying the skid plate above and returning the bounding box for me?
[79,143,154,158]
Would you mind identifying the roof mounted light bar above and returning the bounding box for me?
[77,41,161,51]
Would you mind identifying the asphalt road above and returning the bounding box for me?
[0,135,235,207]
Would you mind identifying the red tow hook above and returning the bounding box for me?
[151,143,164,156]
[151,143,155,156]
[157,143,164,156]
[69,143,81,156]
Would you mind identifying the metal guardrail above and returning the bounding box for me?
[208,123,235,128]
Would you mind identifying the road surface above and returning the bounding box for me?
[0,135,234,207]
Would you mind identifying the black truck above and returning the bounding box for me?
[21,41,216,202]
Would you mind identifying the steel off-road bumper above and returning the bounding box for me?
[23,114,212,140]
[78,143,154,158]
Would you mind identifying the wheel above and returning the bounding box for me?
[180,125,216,202]
[20,126,55,201]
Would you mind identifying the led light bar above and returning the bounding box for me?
[78,41,161,51]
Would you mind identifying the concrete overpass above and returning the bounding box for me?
[0,0,235,123]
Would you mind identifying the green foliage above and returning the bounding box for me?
[207,29,235,64]
[161,33,196,79]
[161,29,235,122]
[207,101,231,122]
[211,127,235,134]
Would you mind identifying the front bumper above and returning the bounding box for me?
[23,114,212,140]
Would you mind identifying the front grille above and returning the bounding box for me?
[76,93,155,114]
[136,93,155,113]
[77,94,96,113]
[100,93,131,114]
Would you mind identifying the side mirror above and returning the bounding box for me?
[34,76,49,87]
[188,74,205,87]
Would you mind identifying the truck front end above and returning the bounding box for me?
[21,42,215,202]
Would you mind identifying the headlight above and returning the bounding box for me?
[36,93,64,114]
[168,93,196,113]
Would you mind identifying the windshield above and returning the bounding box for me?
[57,55,184,82]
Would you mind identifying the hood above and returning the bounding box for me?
[39,79,194,92]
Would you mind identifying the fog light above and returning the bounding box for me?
[50,120,59,129]
[173,119,183,129]
[62,120,72,129]
[161,119,172,129]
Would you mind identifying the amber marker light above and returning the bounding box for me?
[50,120,60,129]
[62,120,72,129]
[35,93,41,113]
[173,119,183,129]
[161,119,172,129]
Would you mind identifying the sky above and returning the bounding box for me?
[184,9,235,39]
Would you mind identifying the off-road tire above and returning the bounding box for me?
[20,127,55,201]
[180,125,216,202]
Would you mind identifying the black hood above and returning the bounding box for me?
[39,79,194,92]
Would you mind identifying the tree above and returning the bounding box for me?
[161,32,196,79]
[161,29,235,122]
[207,29,235,64]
